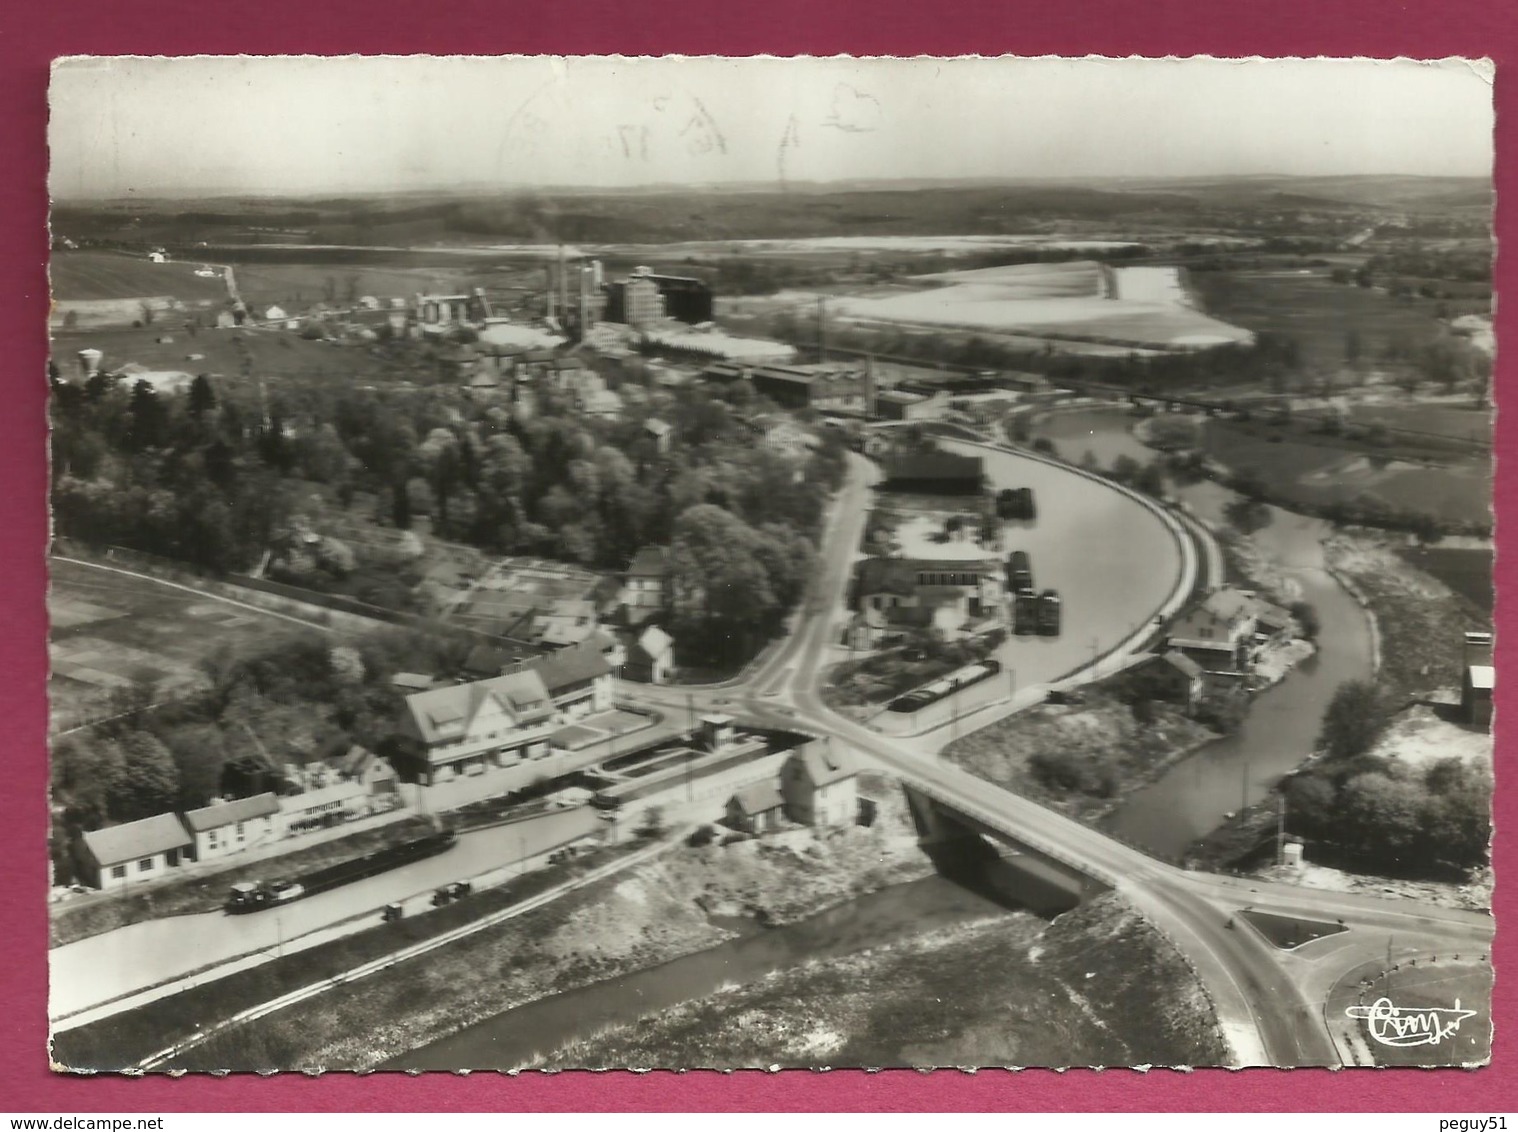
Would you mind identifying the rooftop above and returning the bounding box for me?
[183,792,282,833]
[793,741,855,788]
[628,546,667,578]
[82,813,193,868]
[404,668,555,745]
[731,781,786,816]
[530,642,613,693]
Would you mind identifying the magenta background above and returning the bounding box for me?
[1,1,1510,1111]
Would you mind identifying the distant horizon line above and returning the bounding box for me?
[51,170,1494,206]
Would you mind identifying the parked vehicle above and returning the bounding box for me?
[1014,587,1040,635]
[994,488,1037,521]
[382,902,404,923]
[886,660,1002,713]
[1038,589,1062,636]
[1008,550,1034,593]
[225,828,458,914]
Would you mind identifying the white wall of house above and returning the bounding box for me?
[93,849,179,890]
[194,814,279,861]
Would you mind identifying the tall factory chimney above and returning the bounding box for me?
[864,354,877,418]
[817,295,827,363]
[544,265,556,322]
[578,261,591,339]
[558,244,570,327]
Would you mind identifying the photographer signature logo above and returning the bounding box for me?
[1345,997,1478,1047]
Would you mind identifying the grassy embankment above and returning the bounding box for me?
[537,890,1227,1069]
[55,774,935,1072]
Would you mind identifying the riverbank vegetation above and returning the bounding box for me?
[534,891,1226,1068]
[940,680,1222,830]
[1190,533,1491,877]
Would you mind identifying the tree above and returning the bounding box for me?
[1317,680,1388,761]
[127,380,166,451]
[187,374,217,422]
[1223,495,1272,537]
[51,738,126,828]
[667,504,779,662]
[1288,600,1320,641]
[391,478,411,530]
[114,732,181,822]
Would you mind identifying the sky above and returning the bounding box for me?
[48,56,1495,199]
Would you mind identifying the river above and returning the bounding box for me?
[1039,407,1376,858]
[382,867,1041,1070]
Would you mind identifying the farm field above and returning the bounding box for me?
[1397,546,1494,615]
[48,556,335,731]
[826,260,1250,350]
[1187,267,1459,371]
[49,322,398,388]
[612,235,1147,256]
[50,251,230,304]
[1346,401,1493,447]
[1201,420,1492,528]
[231,262,487,310]
[911,260,1104,295]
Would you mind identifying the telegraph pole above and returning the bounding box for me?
[1276,791,1287,866]
[1241,759,1250,815]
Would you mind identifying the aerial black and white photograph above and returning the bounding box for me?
[44,54,1495,1072]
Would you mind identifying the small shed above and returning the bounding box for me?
[726,782,787,834]
[1463,664,1495,730]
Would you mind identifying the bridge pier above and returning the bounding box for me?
[901,783,1110,914]
[903,784,981,846]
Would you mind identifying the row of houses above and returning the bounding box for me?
[77,747,399,890]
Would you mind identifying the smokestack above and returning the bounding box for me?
[579,262,590,339]
[558,245,569,327]
[817,294,827,362]
[864,354,877,418]
[544,266,555,322]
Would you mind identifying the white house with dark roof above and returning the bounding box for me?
[1166,586,1259,672]
[781,741,858,827]
[80,814,194,889]
[726,782,787,834]
[183,793,281,862]
[625,624,675,684]
[396,668,559,785]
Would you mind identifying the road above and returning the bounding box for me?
[628,446,1492,1066]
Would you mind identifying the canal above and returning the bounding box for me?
[382,857,1053,1070]
[1039,407,1377,858]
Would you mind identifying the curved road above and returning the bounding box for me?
[631,448,1493,1066]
